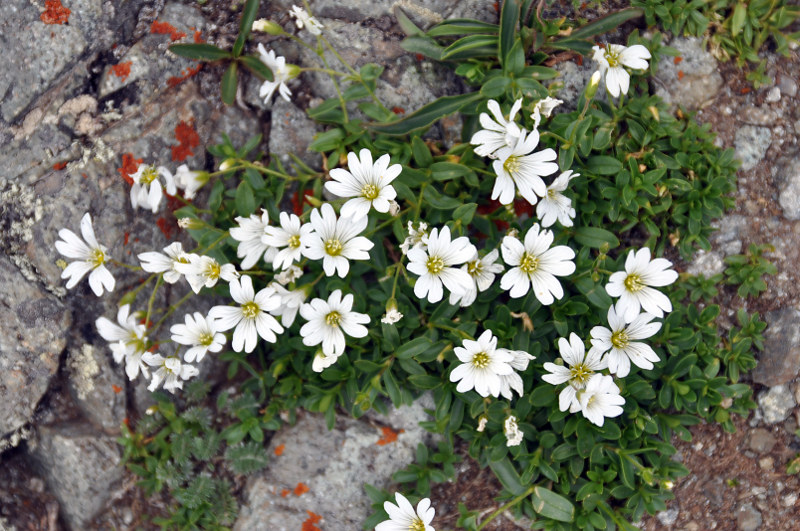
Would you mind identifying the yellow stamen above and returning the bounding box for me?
[241,301,260,318]
[325,311,341,326]
[472,351,490,368]
[361,183,379,200]
[624,274,644,292]
[611,330,629,349]
[288,234,301,249]
[519,252,539,274]
[325,238,343,256]
[426,256,444,274]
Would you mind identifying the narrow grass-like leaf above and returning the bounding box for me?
[366,92,482,135]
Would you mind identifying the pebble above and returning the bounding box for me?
[736,503,763,531]
[758,456,774,470]
[656,508,680,527]
[734,125,772,171]
[783,493,798,507]
[685,522,700,531]
[758,385,796,424]
[777,75,797,98]
[765,87,781,103]
[746,428,777,453]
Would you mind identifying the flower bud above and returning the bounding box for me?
[219,158,236,171]
[285,64,302,79]
[251,19,285,35]
[585,70,602,100]
[177,217,203,230]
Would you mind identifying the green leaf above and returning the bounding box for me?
[731,3,747,37]
[426,19,499,37]
[505,39,525,75]
[573,227,620,249]
[499,0,520,68]
[585,155,623,175]
[430,162,471,181]
[531,486,575,522]
[169,43,231,61]
[221,62,238,106]
[396,337,434,359]
[240,55,274,81]
[235,181,255,216]
[309,128,345,152]
[394,5,424,36]
[489,458,526,495]
[400,36,444,61]
[367,92,483,135]
[239,0,260,37]
[411,137,433,167]
[441,35,498,60]
[453,203,477,225]
[480,76,512,98]
[568,8,644,40]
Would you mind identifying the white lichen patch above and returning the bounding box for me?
[0,424,31,453]
[69,344,100,400]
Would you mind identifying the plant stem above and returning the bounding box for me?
[476,485,536,530]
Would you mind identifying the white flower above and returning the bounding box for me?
[376,492,435,531]
[268,283,307,327]
[388,199,401,217]
[299,289,369,360]
[399,221,428,255]
[449,330,514,398]
[448,249,504,307]
[230,209,278,271]
[470,98,523,158]
[605,247,678,322]
[289,5,323,35]
[129,164,176,213]
[492,129,558,205]
[590,305,662,377]
[173,164,207,199]
[176,254,239,294]
[536,170,579,228]
[95,304,149,380]
[325,149,401,219]
[170,312,226,363]
[407,226,476,303]
[55,212,115,297]
[208,275,284,353]
[500,224,575,303]
[261,212,313,271]
[303,203,374,278]
[504,415,524,447]
[142,353,199,393]
[137,242,191,284]
[592,44,651,98]
[574,374,625,427]
[312,350,339,372]
[542,333,607,412]
[531,96,563,128]
[476,416,488,432]
[498,348,536,400]
[381,301,403,325]
[275,264,303,285]
[257,44,293,103]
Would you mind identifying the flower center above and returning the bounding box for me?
[361,183,379,200]
[604,50,620,68]
[503,155,521,174]
[426,256,445,275]
[241,301,260,319]
[288,234,301,249]
[519,252,539,274]
[90,248,106,267]
[569,363,593,386]
[325,238,343,256]
[585,393,597,408]
[467,260,482,277]
[610,330,629,349]
[624,273,644,292]
[205,261,221,280]
[198,332,214,347]
[547,188,556,199]
[325,311,341,326]
[409,518,426,531]
[472,351,490,369]
[141,166,159,185]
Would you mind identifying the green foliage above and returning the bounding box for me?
[723,243,778,298]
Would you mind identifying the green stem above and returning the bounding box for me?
[144,275,164,331]
[476,485,536,530]
[151,290,194,331]
[430,322,474,340]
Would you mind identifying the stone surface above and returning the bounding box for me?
[777,74,797,98]
[710,214,747,256]
[235,403,435,531]
[757,385,796,424]
[653,37,723,110]
[656,507,680,527]
[0,255,70,436]
[776,157,800,220]
[28,424,122,529]
[746,428,777,453]
[67,343,127,432]
[734,125,772,171]
[736,503,762,531]
[751,309,800,386]
[687,249,725,277]
[269,98,323,171]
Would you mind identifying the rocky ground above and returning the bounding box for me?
[0,1,799,530]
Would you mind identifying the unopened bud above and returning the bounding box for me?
[251,19,285,35]
[219,158,236,171]
[286,64,302,79]
[304,195,322,207]
[177,217,203,230]
[586,71,602,100]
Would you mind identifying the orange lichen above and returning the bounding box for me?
[280,489,290,498]
[112,384,122,394]
[677,70,684,81]
[123,232,130,245]
[673,56,683,65]
[111,61,132,81]
[193,29,204,43]
[301,511,322,531]
[171,120,200,162]
[167,63,203,88]
[156,216,176,239]
[41,0,70,25]
[294,482,310,496]
[118,153,142,186]
[740,87,751,94]
[274,444,285,456]
[52,161,68,170]
[376,426,403,446]
[391,106,405,115]
[151,20,186,41]
[576,54,583,66]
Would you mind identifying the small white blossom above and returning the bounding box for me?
[208,275,284,353]
[542,333,607,412]
[143,353,199,393]
[573,374,625,427]
[129,164,176,213]
[470,98,523,158]
[55,212,115,297]
[476,416,488,432]
[262,212,313,270]
[536,170,579,228]
[592,43,651,98]
[257,44,294,103]
[95,304,149,380]
[176,254,238,294]
[311,350,339,373]
[170,312,226,363]
[230,209,278,271]
[449,330,514,398]
[173,164,207,200]
[303,203,374,278]
[268,283,307,327]
[504,415,524,447]
[605,247,678,322]
[498,348,536,400]
[500,224,575,303]
[590,304,662,377]
[530,96,563,128]
[448,249,504,307]
[300,289,369,361]
[289,5,323,35]
[388,199,401,217]
[275,264,303,285]
[381,302,403,325]
[492,129,558,205]
[325,149,400,219]
[399,221,428,255]
[137,242,191,284]
[407,226,476,303]
[376,492,435,531]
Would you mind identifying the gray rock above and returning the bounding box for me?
[653,37,723,110]
[445,0,499,23]
[742,106,779,126]
[733,125,771,171]
[777,75,797,98]
[687,249,725,277]
[656,507,679,527]
[776,157,800,220]
[746,428,777,453]
[269,98,322,171]
[0,121,73,181]
[752,309,800,386]
[300,0,452,22]
[0,255,69,436]
[28,424,122,529]
[765,86,781,103]
[553,60,598,111]
[736,503,762,531]
[710,214,747,256]
[235,404,435,531]
[757,384,796,424]
[67,343,126,432]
